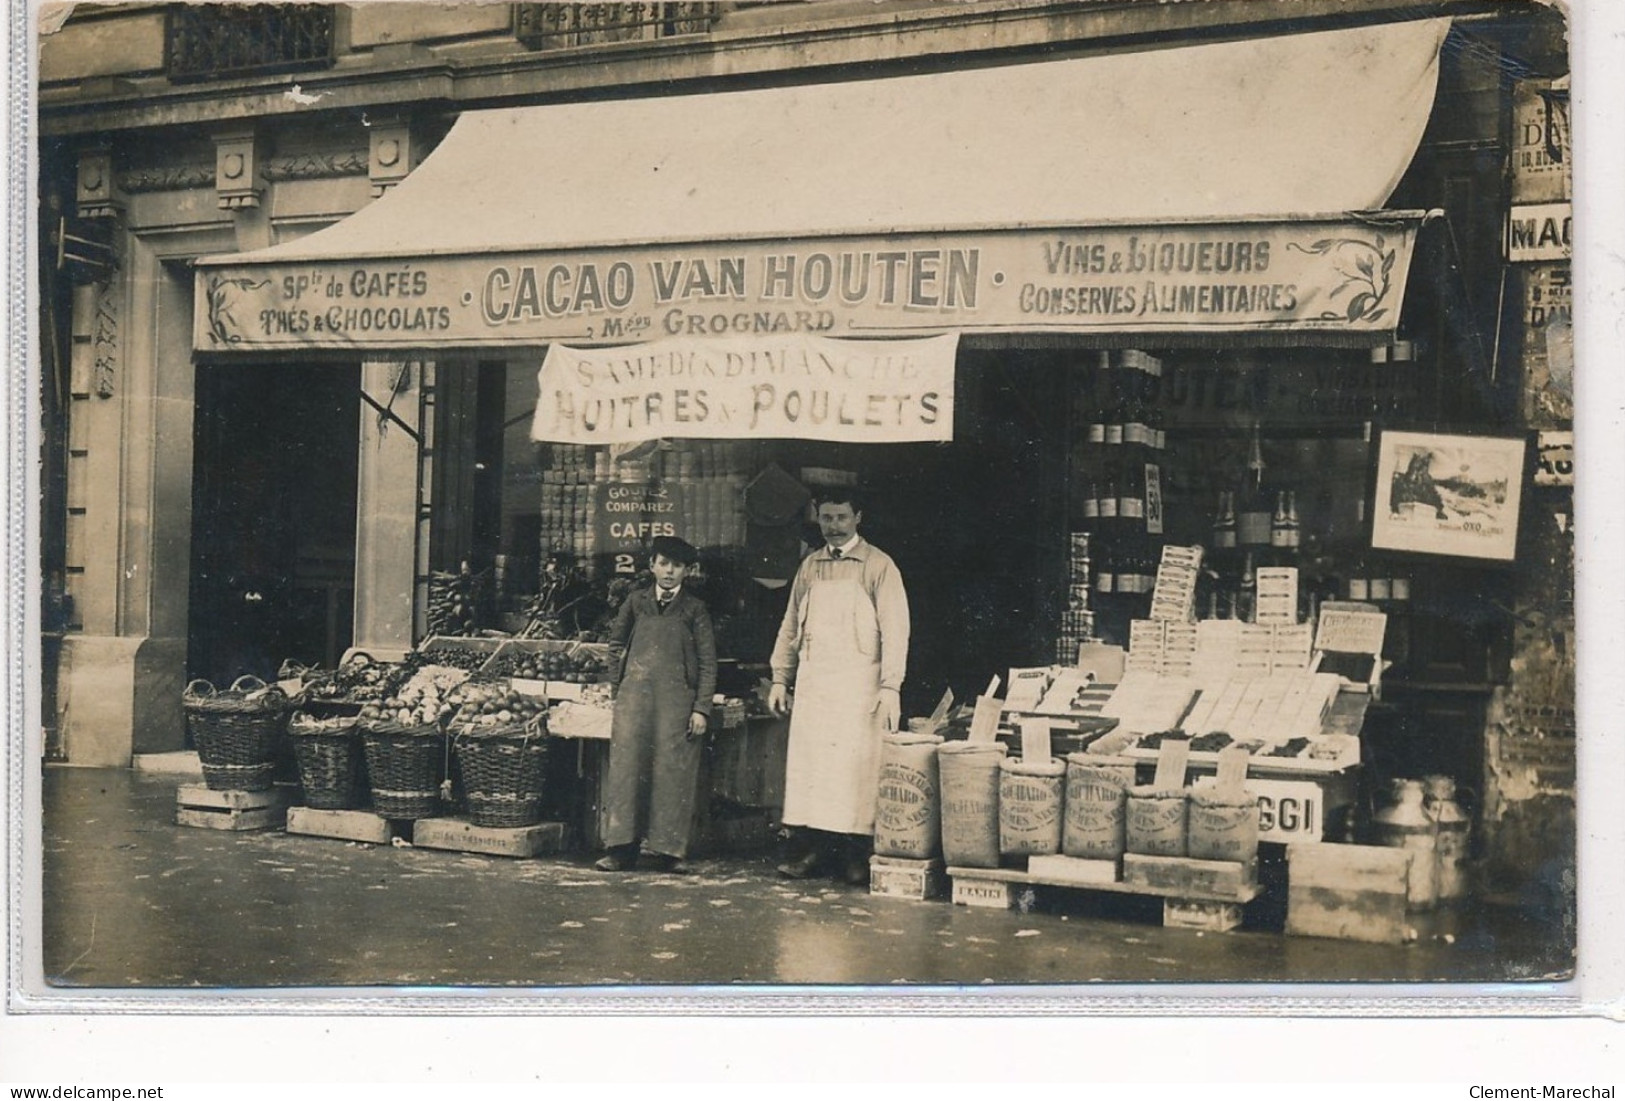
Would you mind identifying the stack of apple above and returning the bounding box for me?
[307,656,403,704]
[449,680,548,732]
[359,676,457,729]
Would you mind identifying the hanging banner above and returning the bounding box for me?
[530,332,958,445]
[194,216,1428,353]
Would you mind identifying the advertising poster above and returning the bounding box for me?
[1371,431,1527,561]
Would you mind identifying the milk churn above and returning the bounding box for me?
[1423,774,1471,902]
[1373,777,1438,909]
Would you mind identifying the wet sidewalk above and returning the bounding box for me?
[37,765,1574,992]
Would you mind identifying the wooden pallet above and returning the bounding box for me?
[411,817,568,858]
[869,854,945,901]
[175,784,293,831]
[947,853,1260,932]
[285,806,397,845]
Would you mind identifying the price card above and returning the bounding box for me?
[1214,744,1251,795]
[1019,717,1054,763]
[1152,736,1191,789]
[969,695,1004,742]
[1314,604,1388,655]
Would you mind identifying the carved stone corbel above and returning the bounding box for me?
[213,127,264,210]
[76,145,123,220]
[369,118,417,197]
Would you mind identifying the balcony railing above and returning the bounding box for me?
[514,3,718,51]
[165,4,335,84]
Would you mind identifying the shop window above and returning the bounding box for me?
[164,4,334,84]
[513,3,717,51]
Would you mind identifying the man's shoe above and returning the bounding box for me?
[640,852,682,874]
[775,849,824,879]
[594,847,637,872]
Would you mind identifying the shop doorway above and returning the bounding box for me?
[187,364,361,687]
[861,350,1066,716]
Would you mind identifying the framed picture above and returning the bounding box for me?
[1371,430,1528,561]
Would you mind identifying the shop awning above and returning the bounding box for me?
[194,16,1451,353]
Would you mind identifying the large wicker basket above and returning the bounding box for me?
[451,718,549,829]
[359,719,446,819]
[183,676,291,791]
[288,711,363,810]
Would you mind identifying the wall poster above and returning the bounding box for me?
[1371,431,1527,562]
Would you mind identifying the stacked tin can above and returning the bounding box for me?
[1055,531,1096,664]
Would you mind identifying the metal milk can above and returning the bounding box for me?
[1424,774,1471,902]
[1373,777,1438,909]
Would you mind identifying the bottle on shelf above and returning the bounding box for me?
[1212,490,1237,550]
[1118,461,1145,525]
[1237,551,1257,622]
[1347,554,1369,602]
[1081,477,1101,520]
[1285,490,1301,550]
[1094,546,1116,595]
[1098,461,1120,520]
[1368,555,1392,602]
[1390,571,1412,603]
[1121,363,1148,448]
[1101,359,1125,447]
[1270,490,1291,551]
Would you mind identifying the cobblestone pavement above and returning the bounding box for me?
[35,766,1574,997]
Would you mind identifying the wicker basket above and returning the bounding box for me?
[183,676,291,791]
[288,711,363,810]
[359,719,446,819]
[451,719,549,829]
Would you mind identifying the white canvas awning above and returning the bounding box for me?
[195,17,1451,352]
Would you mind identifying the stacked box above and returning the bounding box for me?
[1126,618,1166,673]
[1236,624,1275,676]
[1162,623,1199,679]
[1056,532,1096,664]
[1271,623,1316,672]
[1253,567,1300,626]
[1150,545,1203,623]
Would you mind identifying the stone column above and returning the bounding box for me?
[57,241,194,764]
[352,360,426,655]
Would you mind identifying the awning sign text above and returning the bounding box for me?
[195,218,1426,352]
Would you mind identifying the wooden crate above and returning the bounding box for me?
[412,816,567,858]
[1164,897,1243,932]
[1025,854,1120,886]
[175,784,292,831]
[1121,853,1257,899]
[286,806,395,845]
[869,855,945,901]
[947,859,1259,930]
[950,874,1036,911]
[1286,842,1412,944]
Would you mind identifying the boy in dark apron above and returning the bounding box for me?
[596,536,718,873]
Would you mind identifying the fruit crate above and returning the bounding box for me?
[480,640,613,698]
[416,636,506,674]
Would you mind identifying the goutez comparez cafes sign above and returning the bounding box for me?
[193,216,1425,353]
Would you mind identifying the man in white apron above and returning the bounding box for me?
[768,490,910,884]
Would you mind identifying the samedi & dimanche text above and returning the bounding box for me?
[543,345,942,436]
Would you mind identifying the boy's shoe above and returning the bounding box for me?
[594,847,637,872]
